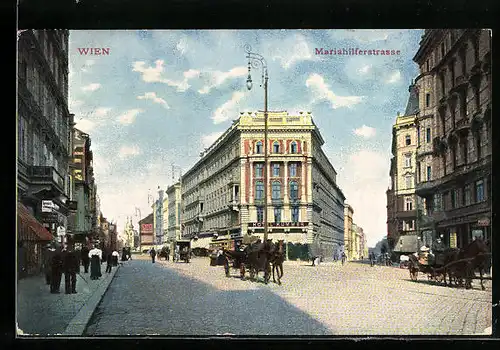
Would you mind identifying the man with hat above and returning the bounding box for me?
[50,243,64,293]
[62,239,80,294]
[42,242,56,285]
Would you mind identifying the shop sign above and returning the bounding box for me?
[478,218,490,226]
[57,225,66,237]
[42,212,59,223]
[449,232,457,249]
[42,200,55,212]
[249,222,308,228]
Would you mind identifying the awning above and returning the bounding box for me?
[17,202,53,241]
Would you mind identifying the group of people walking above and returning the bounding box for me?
[42,241,121,294]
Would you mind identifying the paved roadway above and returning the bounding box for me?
[84,256,492,336]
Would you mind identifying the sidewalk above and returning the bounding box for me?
[16,262,120,336]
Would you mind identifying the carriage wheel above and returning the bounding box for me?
[409,265,418,281]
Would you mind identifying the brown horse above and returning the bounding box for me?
[270,240,285,285]
[463,238,490,290]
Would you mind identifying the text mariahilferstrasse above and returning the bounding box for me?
[315,47,401,56]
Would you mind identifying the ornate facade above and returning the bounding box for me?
[181,111,345,260]
[414,29,491,249]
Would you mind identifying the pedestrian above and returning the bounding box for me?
[166,246,170,261]
[50,244,64,293]
[175,245,180,262]
[62,240,80,294]
[370,252,375,267]
[341,252,346,265]
[150,247,156,263]
[112,250,119,266]
[81,244,90,273]
[105,251,113,273]
[88,244,102,280]
[42,242,55,285]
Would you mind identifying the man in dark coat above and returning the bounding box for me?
[150,248,156,263]
[43,243,55,285]
[62,242,80,294]
[81,245,90,273]
[105,251,113,273]
[50,245,64,293]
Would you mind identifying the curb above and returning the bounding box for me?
[61,264,120,336]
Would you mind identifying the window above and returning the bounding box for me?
[289,181,299,200]
[405,175,413,189]
[289,163,298,177]
[426,93,431,107]
[417,162,421,182]
[274,207,282,223]
[291,206,299,222]
[18,117,25,161]
[440,72,446,96]
[272,163,280,177]
[272,181,281,200]
[460,47,467,75]
[273,141,280,153]
[441,42,445,58]
[476,180,484,202]
[256,206,264,223]
[405,135,411,146]
[433,193,442,211]
[405,154,412,168]
[464,184,472,206]
[462,138,468,165]
[255,163,263,178]
[426,128,431,143]
[405,197,413,211]
[426,60,429,72]
[450,190,457,209]
[255,141,263,154]
[255,181,264,200]
[290,141,297,154]
[476,133,482,160]
[427,166,432,181]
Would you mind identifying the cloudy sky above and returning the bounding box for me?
[68,29,423,247]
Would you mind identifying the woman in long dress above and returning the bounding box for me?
[89,245,102,280]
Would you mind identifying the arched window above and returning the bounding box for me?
[290,141,298,154]
[255,181,264,200]
[255,141,263,154]
[289,181,298,200]
[273,141,280,153]
[272,181,281,200]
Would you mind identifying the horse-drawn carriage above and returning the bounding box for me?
[222,238,285,285]
[175,240,191,263]
[408,238,491,290]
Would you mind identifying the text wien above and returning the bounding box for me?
[77,48,110,55]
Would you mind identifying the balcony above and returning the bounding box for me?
[415,179,441,197]
[450,75,468,93]
[395,210,418,220]
[28,166,65,194]
[455,117,470,133]
[227,199,240,212]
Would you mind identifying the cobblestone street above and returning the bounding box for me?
[84,256,491,336]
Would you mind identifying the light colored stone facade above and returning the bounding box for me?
[166,182,182,243]
[181,111,345,259]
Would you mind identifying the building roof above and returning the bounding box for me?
[403,83,419,116]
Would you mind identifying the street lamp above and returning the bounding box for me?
[245,44,269,242]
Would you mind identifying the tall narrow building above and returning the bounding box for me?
[386,84,419,255]
[414,29,492,249]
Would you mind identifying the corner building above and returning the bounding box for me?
[182,111,345,260]
[414,29,492,249]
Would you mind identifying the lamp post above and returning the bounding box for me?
[135,207,141,252]
[245,44,269,242]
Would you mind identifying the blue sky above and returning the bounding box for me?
[68,29,423,247]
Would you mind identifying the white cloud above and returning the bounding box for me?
[201,131,224,149]
[332,29,400,43]
[70,99,83,109]
[212,91,246,124]
[358,64,372,75]
[386,70,402,84]
[118,145,141,159]
[137,92,170,109]
[353,125,377,139]
[272,34,319,69]
[74,119,96,133]
[198,66,247,94]
[117,109,143,125]
[305,74,364,109]
[95,107,112,117]
[337,150,391,247]
[81,83,101,92]
[132,60,199,92]
[176,38,188,55]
